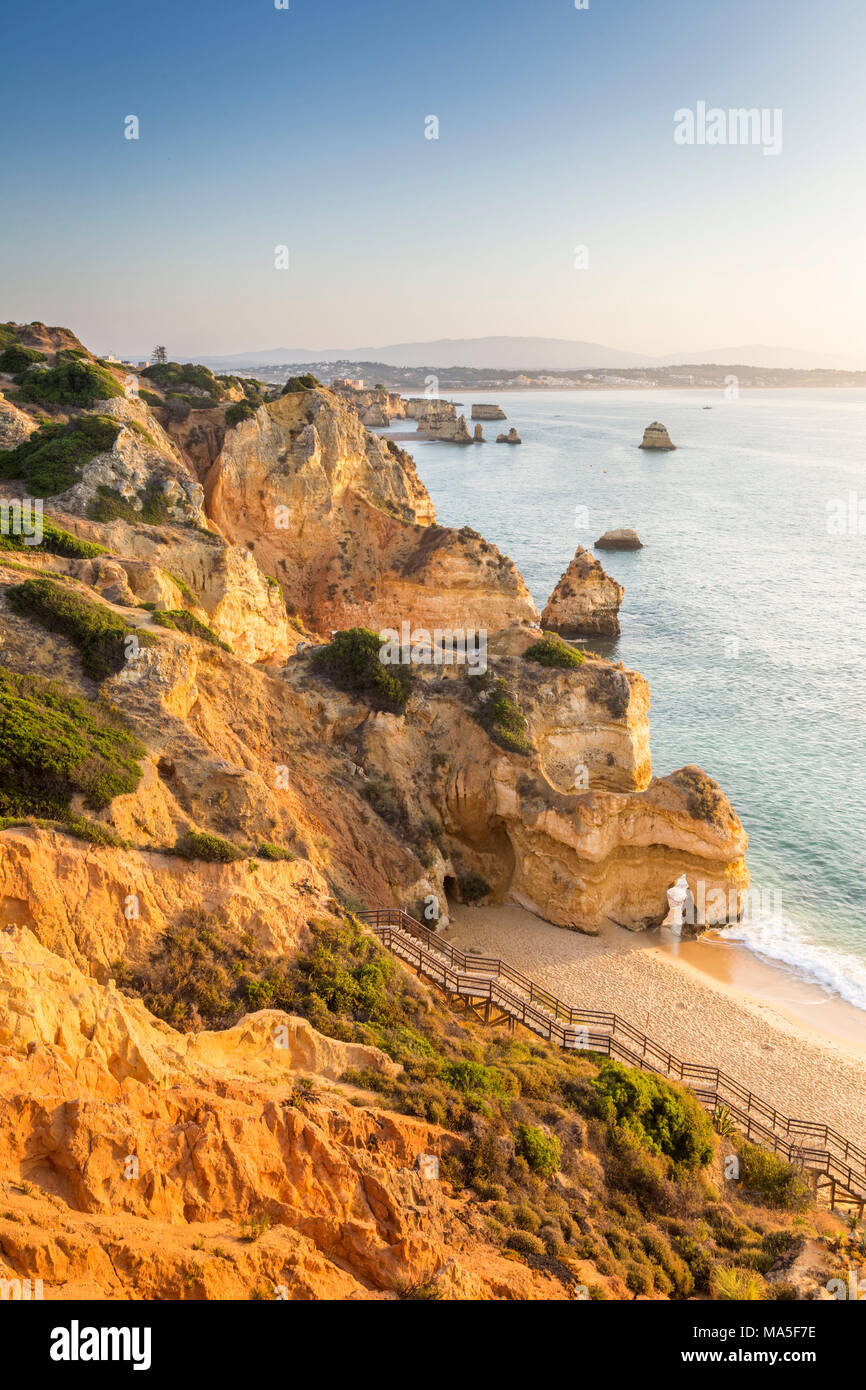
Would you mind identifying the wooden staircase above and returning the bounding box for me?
[359,907,866,1213]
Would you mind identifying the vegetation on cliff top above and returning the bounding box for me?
[0,415,121,496]
[0,516,106,560]
[14,359,125,407]
[6,576,155,681]
[523,633,585,669]
[0,665,144,818]
[311,627,413,712]
[151,609,232,651]
[468,670,533,756]
[87,482,171,525]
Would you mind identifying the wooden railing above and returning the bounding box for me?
[359,908,866,1202]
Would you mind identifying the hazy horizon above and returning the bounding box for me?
[2,0,865,362]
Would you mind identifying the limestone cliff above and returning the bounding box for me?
[205,389,537,634]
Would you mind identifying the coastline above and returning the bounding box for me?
[443,903,866,1141]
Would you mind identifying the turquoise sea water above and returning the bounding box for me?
[381,388,866,1011]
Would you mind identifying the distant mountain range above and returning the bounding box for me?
[198,336,863,373]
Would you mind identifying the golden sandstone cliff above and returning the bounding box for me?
[0,325,759,1300]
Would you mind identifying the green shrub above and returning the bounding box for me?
[257,841,294,861]
[86,482,171,525]
[15,359,125,407]
[470,674,533,756]
[0,415,121,496]
[0,666,144,817]
[514,1123,561,1177]
[141,361,223,401]
[506,1230,545,1257]
[592,1060,714,1170]
[311,628,412,712]
[0,344,45,374]
[151,609,231,651]
[523,634,585,669]
[674,766,725,826]
[6,577,146,681]
[225,400,256,428]
[711,1265,766,1300]
[0,516,106,560]
[174,830,244,863]
[138,389,163,407]
[736,1142,811,1211]
[161,571,197,604]
[457,872,490,903]
[281,374,319,393]
[441,1060,504,1096]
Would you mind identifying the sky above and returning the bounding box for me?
[1,0,865,362]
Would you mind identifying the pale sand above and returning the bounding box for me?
[443,903,866,1144]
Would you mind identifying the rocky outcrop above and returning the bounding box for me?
[472,424,484,443]
[331,383,406,429]
[205,390,537,635]
[639,421,675,450]
[496,429,521,444]
[56,395,207,528]
[471,404,506,420]
[595,528,642,550]
[541,546,624,638]
[0,925,560,1300]
[0,391,37,450]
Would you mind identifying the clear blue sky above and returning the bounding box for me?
[2,0,864,360]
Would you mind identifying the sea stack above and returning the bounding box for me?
[472,423,484,442]
[471,403,506,420]
[639,421,676,450]
[496,427,521,444]
[541,546,625,638]
[595,528,643,550]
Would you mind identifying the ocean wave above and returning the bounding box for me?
[718,916,866,1014]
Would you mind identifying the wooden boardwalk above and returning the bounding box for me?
[360,907,866,1212]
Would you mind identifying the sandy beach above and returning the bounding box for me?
[443,903,866,1144]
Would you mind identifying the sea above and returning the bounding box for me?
[378,388,866,1013]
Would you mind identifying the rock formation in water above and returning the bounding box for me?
[541,546,624,638]
[472,423,484,442]
[496,428,521,444]
[595,528,643,550]
[471,404,506,420]
[639,421,676,450]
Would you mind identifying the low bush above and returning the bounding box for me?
[15,359,125,407]
[151,609,231,651]
[256,841,294,861]
[0,666,144,817]
[457,871,491,904]
[311,627,412,712]
[0,344,45,374]
[280,374,319,393]
[592,1060,714,1170]
[469,673,533,756]
[523,634,585,669]
[174,830,244,863]
[6,577,147,681]
[506,1230,545,1258]
[0,415,121,496]
[225,400,256,428]
[514,1123,561,1177]
[0,516,106,559]
[87,482,171,526]
[736,1141,812,1211]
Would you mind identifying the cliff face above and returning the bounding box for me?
[205,390,537,634]
[0,925,561,1300]
[541,546,625,639]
